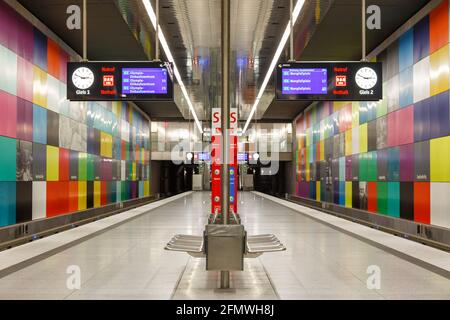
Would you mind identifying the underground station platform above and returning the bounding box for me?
[0,0,449,317]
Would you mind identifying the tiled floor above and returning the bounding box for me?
[0,192,449,300]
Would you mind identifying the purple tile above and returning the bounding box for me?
[0,1,18,53]
[16,98,33,141]
[16,15,34,61]
[345,156,352,181]
[400,144,414,181]
[100,158,113,181]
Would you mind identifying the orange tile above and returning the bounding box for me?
[429,0,449,53]
[47,39,61,79]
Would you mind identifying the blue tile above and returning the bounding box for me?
[0,182,16,227]
[32,104,47,144]
[33,28,47,71]
[387,147,400,181]
[413,16,430,64]
[399,66,413,108]
[430,90,450,139]
[414,97,431,142]
[399,29,414,72]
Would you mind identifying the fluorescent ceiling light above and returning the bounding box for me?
[142,0,203,133]
[242,0,305,134]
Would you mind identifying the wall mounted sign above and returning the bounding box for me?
[276,62,382,101]
[67,61,174,101]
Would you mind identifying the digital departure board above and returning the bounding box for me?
[276,62,382,101]
[67,61,174,101]
[282,68,328,95]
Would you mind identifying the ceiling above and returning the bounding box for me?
[17,0,184,120]
[263,0,432,121]
[17,0,433,124]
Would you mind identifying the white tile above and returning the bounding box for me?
[431,183,450,228]
[32,181,46,220]
[413,57,430,103]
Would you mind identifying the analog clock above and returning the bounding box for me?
[355,67,378,90]
[72,67,95,90]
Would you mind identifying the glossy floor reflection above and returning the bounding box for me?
[0,192,449,300]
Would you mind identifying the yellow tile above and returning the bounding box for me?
[132,162,137,181]
[33,66,48,108]
[100,132,113,158]
[430,45,449,96]
[345,182,352,208]
[430,136,450,182]
[144,181,150,197]
[359,123,368,153]
[94,181,101,208]
[316,181,321,202]
[345,129,352,156]
[46,146,59,181]
[333,102,346,112]
[78,181,87,210]
[352,102,360,128]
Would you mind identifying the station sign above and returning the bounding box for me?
[67,61,174,101]
[276,62,382,101]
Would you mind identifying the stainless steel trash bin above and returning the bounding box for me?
[205,224,245,271]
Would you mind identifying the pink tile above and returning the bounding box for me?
[387,111,398,147]
[0,90,17,138]
[397,105,414,145]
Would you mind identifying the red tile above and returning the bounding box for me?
[414,182,430,224]
[47,181,69,217]
[368,182,378,213]
[101,181,107,206]
[68,181,78,213]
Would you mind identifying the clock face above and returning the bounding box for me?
[72,67,95,90]
[355,67,378,90]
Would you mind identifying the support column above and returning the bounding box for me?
[221,0,230,225]
[220,0,231,289]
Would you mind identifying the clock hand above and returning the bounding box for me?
[75,75,91,80]
[357,74,375,80]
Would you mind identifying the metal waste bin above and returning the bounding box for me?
[205,224,245,271]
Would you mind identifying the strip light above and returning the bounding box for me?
[142,0,203,133]
[242,0,306,134]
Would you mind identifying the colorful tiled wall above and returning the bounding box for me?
[295,1,450,229]
[0,2,151,227]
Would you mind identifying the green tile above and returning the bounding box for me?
[377,182,388,215]
[78,153,87,181]
[367,151,378,182]
[359,153,368,181]
[0,136,17,181]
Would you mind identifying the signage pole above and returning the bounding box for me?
[156,0,160,61]
[220,0,231,289]
[290,0,294,61]
[362,0,366,61]
[83,0,87,61]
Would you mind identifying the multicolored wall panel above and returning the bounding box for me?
[295,1,450,229]
[0,2,151,227]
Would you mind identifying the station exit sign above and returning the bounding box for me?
[276,62,383,101]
